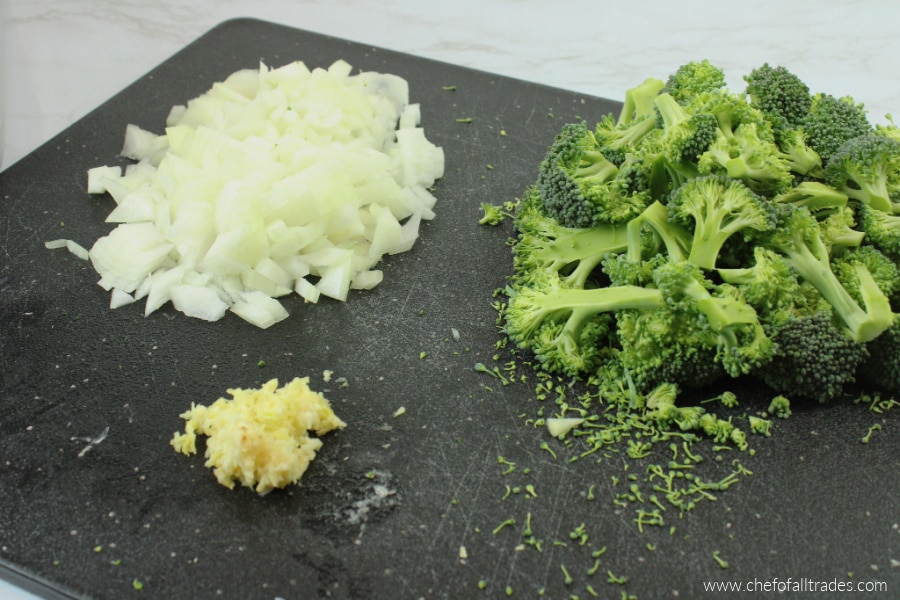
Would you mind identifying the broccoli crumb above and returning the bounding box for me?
[862,423,882,443]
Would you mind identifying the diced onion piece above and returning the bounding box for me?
[351,270,383,290]
[88,223,174,293]
[231,291,289,329]
[110,288,136,309]
[170,283,230,321]
[546,418,585,439]
[295,277,320,303]
[120,124,169,165]
[45,239,90,261]
[86,166,122,194]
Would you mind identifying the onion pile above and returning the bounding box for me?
[66,59,445,328]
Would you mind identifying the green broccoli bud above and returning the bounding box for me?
[824,132,900,213]
[667,175,776,270]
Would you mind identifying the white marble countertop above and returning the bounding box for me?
[2,0,900,597]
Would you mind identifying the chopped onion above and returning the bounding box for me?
[44,239,90,261]
[70,59,443,327]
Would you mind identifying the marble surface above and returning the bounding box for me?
[2,0,900,597]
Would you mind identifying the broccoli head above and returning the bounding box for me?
[653,92,720,163]
[512,185,630,289]
[743,63,812,128]
[698,122,794,196]
[824,132,900,213]
[831,244,900,304]
[859,318,900,393]
[758,310,869,402]
[801,93,872,164]
[667,174,776,270]
[858,202,900,258]
[537,121,649,228]
[503,269,666,376]
[661,60,727,104]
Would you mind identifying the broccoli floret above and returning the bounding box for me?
[773,180,848,214]
[801,93,872,164]
[767,395,792,419]
[667,175,776,270]
[858,202,900,258]
[717,246,803,317]
[537,121,649,228]
[859,318,900,393]
[653,92,720,163]
[626,200,693,263]
[765,203,894,342]
[661,60,727,104]
[503,270,666,376]
[772,126,824,179]
[512,186,630,289]
[593,112,658,166]
[824,132,900,213]
[698,122,794,195]
[647,260,774,378]
[817,206,866,250]
[686,88,770,140]
[743,63,812,128]
[832,244,900,304]
[614,261,767,389]
[758,310,869,402]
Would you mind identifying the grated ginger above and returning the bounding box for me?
[171,377,346,495]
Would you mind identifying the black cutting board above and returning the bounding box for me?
[1,18,897,600]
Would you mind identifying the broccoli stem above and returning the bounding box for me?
[654,93,689,129]
[548,285,667,343]
[627,201,691,263]
[775,181,848,212]
[619,78,665,125]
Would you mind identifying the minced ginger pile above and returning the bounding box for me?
[171,377,346,495]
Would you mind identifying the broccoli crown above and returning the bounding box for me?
[859,318,900,393]
[502,270,665,376]
[685,88,769,140]
[661,60,727,104]
[858,202,900,258]
[593,112,658,165]
[512,185,630,289]
[823,132,900,212]
[667,174,776,269]
[649,260,775,377]
[653,92,720,163]
[616,303,724,390]
[618,77,666,125]
[801,93,872,164]
[758,310,869,402]
[743,63,812,127]
[832,244,900,303]
[717,246,803,317]
[772,126,823,179]
[537,122,649,228]
[698,122,793,196]
[774,180,848,214]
